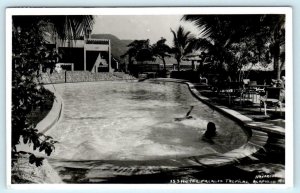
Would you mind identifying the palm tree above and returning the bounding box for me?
[260,15,285,79]
[152,37,172,71]
[120,41,138,65]
[182,15,243,79]
[171,26,195,71]
[121,39,154,64]
[182,14,285,80]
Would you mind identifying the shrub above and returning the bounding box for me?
[12,22,58,167]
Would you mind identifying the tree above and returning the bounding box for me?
[182,14,285,80]
[121,39,155,64]
[182,15,245,80]
[152,37,172,71]
[260,15,285,79]
[13,16,94,43]
[171,26,195,71]
[12,15,94,166]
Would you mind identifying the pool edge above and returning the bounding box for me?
[36,85,64,134]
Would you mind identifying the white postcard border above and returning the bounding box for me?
[6,7,293,189]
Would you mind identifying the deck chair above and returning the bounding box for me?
[260,87,283,116]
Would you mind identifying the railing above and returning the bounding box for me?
[56,63,74,71]
[86,39,109,45]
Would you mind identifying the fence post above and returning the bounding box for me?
[65,70,67,83]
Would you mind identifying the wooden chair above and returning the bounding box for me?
[243,80,258,103]
[260,87,283,116]
[227,82,244,105]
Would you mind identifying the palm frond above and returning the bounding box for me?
[170,28,178,47]
[48,15,94,41]
[12,15,95,43]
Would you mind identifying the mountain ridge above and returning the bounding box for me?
[91,34,131,62]
[91,33,182,65]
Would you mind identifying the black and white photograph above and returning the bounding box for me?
[6,7,292,186]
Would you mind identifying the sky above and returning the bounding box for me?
[92,15,201,46]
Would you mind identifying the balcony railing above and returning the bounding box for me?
[86,39,109,45]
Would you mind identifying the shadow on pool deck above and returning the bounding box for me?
[99,164,283,184]
[51,142,285,184]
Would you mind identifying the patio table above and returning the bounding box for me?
[243,85,271,103]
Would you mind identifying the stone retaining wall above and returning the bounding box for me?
[40,71,136,84]
[11,155,62,184]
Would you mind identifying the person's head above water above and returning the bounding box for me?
[204,122,217,138]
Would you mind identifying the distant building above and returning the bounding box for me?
[49,29,112,73]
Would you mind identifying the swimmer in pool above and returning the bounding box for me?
[202,122,217,144]
[174,106,194,121]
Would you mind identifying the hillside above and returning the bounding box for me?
[91,33,181,65]
[91,34,132,62]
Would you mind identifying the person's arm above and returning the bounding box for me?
[185,106,194,117]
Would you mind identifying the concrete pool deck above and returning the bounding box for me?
[152,78,285,136]
[186,82,285,136]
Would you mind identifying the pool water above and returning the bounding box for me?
[47,81,247,161]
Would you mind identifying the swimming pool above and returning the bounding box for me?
[47,81,248,161]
